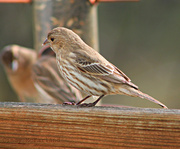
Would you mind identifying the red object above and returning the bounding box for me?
[89,0,139,4]
[0,0,138,4]
[0,0,31,3]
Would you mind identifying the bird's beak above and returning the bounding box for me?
[43,38,49,46]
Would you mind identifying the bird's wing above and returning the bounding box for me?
[73,50,138,89]
[32,56,80,103]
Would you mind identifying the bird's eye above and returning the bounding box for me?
[50,38,54,42]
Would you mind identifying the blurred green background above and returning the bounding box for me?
[0,0,179,109]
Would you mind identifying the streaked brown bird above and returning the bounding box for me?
[43,27,168,108]
[1,44,81,103]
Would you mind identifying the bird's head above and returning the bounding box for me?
[43,27,83,54]
[1,45,36,75]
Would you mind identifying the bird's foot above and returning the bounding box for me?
[77,102,96,107]
[62,102,76,105]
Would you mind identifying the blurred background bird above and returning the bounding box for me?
[32,47,82,104]
[1,44,81,104]
[1,45,38,102]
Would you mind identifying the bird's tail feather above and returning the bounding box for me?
[119,87,168,109]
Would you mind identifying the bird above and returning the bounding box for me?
[1,45,38,102]
[32,50,82,104]
[1,44,81,103]
[43,27,168,109]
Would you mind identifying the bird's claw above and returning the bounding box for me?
[62,102,76,105]
[77,103,95,107]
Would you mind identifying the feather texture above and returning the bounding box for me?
[73,50,138,89]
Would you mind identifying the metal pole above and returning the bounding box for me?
[33,0,98,52]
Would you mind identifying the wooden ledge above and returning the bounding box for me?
[0,102,179,148]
